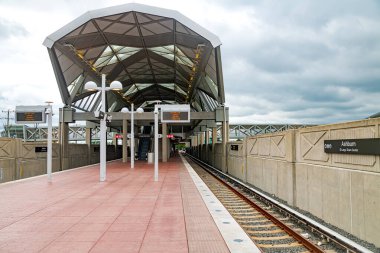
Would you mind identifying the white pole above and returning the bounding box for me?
[131,103,134,169]
[154,106,158,181]
[100,74,106,182]
[47,105,52,182]
[122,119,127,163]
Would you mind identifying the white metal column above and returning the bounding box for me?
[154,107,159,181]
[131,103,135,169]
[100,74,107,182]
[46,105,52,182]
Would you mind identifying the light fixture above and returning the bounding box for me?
[84,81,97,91]
[121,104,144,169]
[110,80,123,91]
[121,107,129,113]
[83,74,123,182]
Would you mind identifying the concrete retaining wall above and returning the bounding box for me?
[246,130,295,205]
[294,119,380,246]
[226,141,246,181]
[213,143,224,171]
[195,118,380,247]
[0,138,122,183]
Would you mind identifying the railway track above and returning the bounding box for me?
[185,154,374,253]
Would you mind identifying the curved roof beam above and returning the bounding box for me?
[43,3,221,48]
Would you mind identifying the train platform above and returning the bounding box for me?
[0,156,259,253]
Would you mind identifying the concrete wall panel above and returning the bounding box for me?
[0,138,18,158]
[295,163,309,210]
[321,167,351,231]
[363,173,380,244]
[226,142,246,181]
[0,158,16,183]
[246,157,263,189]
[277,161,293,205]
[214,143,224,171]
[351,172,365,239]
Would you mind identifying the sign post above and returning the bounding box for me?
[15,105,53,182]
[46,103,53,182]
[154,107,159,181]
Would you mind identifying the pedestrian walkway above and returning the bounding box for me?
[0,157,231,253]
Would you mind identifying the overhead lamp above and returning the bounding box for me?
[84,81,98,91]
[110,80,123,90]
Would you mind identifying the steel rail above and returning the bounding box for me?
[185,153,374,253]
[186,154,323,252]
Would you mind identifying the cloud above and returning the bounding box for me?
[0,0,379,127]
[215,1,380,124]
[0,18,28,40]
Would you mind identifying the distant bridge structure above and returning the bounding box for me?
[220,124,311,140]
[2,124,311,142]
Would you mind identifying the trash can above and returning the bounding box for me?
[147,152,154,163]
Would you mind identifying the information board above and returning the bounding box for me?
[324,138,380,155]
[160,104,190,123]
[35,147,47,152]
[15,106,46,124]
[230,145,239,151]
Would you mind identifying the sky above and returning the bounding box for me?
[0,0,379,129]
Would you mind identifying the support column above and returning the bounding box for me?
[200,132,205,160]
[59,122,69,171]
[162,123,167,162]
[212,127,217,147]
[221,106,229,173]
[197,133,200,158]
[211,127,218,166]
[86,127,92,165]
[200,131,205,145]
[205,129,210,163]
[122,119,128,163]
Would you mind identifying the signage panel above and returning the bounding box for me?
[160,104,190,123]
[324,138,380,155]
[15,105,46,124]
[230,144,239,151]
[35,146,47,152]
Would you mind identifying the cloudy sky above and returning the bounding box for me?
[0,0,379,128]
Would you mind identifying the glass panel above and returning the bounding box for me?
[204,74,218,98]
[68,74,84,95]
[135,83,154,89]
[93,45,142,68]
[159,83,174,90]
[175,85,187,96]
[108,55,118,65]
[148,45,193,68]
[118,47,140,54]
[124,85,138,96]
[94,56,112,68]
[102,46,113,56]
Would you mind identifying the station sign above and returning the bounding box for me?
[35,147,47,152]
[324,138,380,155]
[230,145,239,151]
[15,105,47,124]
[161,104,190,123]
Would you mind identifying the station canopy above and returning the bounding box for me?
[43,3,225,114]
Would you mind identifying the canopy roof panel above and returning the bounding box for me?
[44,3,224,113]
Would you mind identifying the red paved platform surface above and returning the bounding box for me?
[0,157,229,253]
